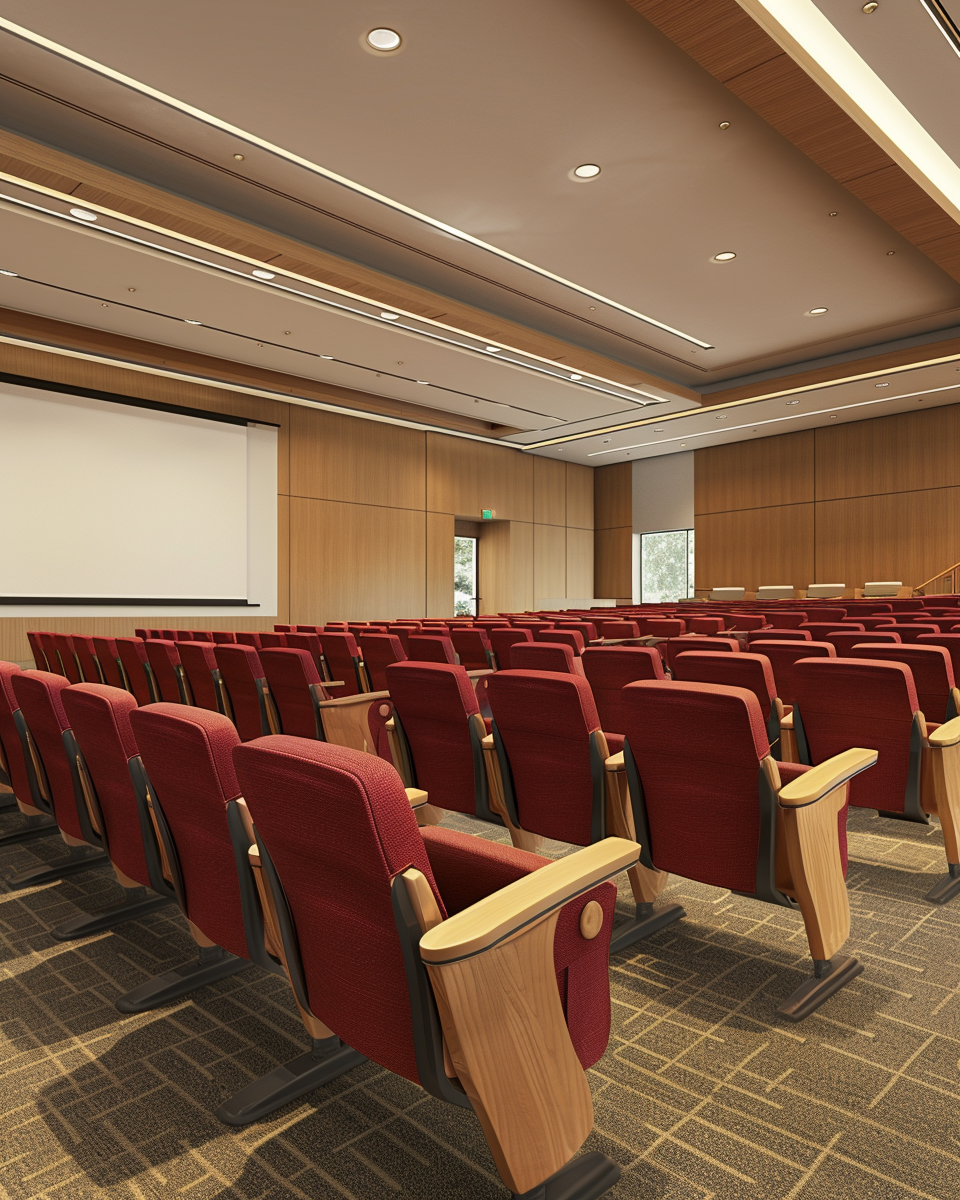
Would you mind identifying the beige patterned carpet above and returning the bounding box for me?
[1,803,959,1200]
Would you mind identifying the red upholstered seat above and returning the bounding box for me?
[407,633,457,665]
[535,629,586,656]
[883,624,940,644]
[489,628,532,669]
[259,647,329,739]
[69,635,101,684]
[214,643,275,741]
[724,615,768,631]
[672,651,781,745]
[38,633,62,676]
[115,637,156,705]
[850,616,899,630]
[236,632,263,648]
[0,662,41,809]
[848,643,959,723]
[917,634,960,685]
[512,619,554,631]
[761,612,808,628]
[792,658,921,815]
[159,629,177,641]
[144,639,187,704]
[130,705,248,959]
[599,620,641,640]
[26,631,50,672]
[92,637,126,689]
[177,642,221,712]
[510,641,584,676]
[52,634,83,683]
[802,622,859,641]
[581,647,664,735]
[449,628,495,670]
[755,641,836,708]
[810,607,847,622]
[826,630,900,656]
[284,632,326,678]
[647,618,686,638]
[211,631,237,643]
[557,620,600,643]
[386,625,415,653]
[663,636,738,672]
[359,634,407,690]
[687,617,726,635]
[318,632,366,695]
[258,632,287,648]
[748,629,812,644]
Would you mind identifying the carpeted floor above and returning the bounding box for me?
[1,802,959,1200]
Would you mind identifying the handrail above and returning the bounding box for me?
[915,558,960,594]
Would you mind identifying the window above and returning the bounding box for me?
[640,529,695,603]
[454,536,478,616]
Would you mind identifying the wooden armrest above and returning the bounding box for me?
[467,668,494,680]
[405,787,429,810]
[604,750,624,773]
[778,748,877,808]
[385,717,395,732]
[316,689,390,708]
[780,710,794,730]
[419,838,641,964]
[481,733,494,750]
[327,680,345,689]
[927,716,960,748]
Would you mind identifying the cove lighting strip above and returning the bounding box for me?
[0,16,713,349]
[0,173,670,408]
[736,0,960,226]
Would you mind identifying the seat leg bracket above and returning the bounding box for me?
[51,886,174,941]
[777,955,863,1022]
[115,945,253,1013]
[4,844,109,890]
[925,863,960,905]
[511,1151,621,1200]
[0,815,59,848]
[609,901,685,955]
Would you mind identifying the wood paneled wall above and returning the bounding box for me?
[695,405,960,592]
[0,347,593,663]
[594,463,633,601]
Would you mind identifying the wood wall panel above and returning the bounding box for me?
[290,499,426,622]
[695,505,815,593]
[695,431,814,514]
[594,463,633,529]
[533,457,567,526]
[566,528,595,599]
[815,406,960,501]
[426,435,534,522]
[594,528,633,600]
[533,524,567,605]
[290,407,426,508]
[566,464,594,529]
[426,512,455,618]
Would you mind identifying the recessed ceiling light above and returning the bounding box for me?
[184,319,202,325]
[252,269,275,280]
[786,399,801,405]
[654,427,664,432]
[863,2,878,12]
[366,28,401,51]
[485,346,500,353]
[886,250,895,256]
[0,269,18,277]
[680,443,687,448]
[875,382,889,388]
[715,414,728,420]
[69,207,97,221]
[828,211,838,217]
[380,311,400,320]
[570,373,582,381]
[101,302,108,307]
[572,164,601,179]
[830,414,838,419]
[713,251,737,262]
[719,121,731,130]
[127,287,136,292]
[807,307,829,315]
[233,153,245,161]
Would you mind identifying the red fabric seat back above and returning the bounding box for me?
[827,630,900,656]
[801,622,857,641]
[235,632,262,649]
[260,648,325,739]
[512,619,554,630]
[664,637,738,672]
[747,629,811,644]
[70,635,102,683]
[190,630,214,641]
[599,620,640,639]
[449,629,493,670]
[486,671,600,845]
[211,631,237,643]
[115,638,153,705]
[38,633,62,676]
[510,642,583,675]
[51,634,83,683]
[848,643,954,723]
[159,630,177,641]
[474,618,509,629]
[648,618,686,637]
[12,672,85,839]
[323,623,348,631]
[0,663,35,806]
[26,631,49,672]
[535,630,586,655]
[761,612,807,628]
[810,607,847,622]
[724,615,767,631]
[144,639,183,704]
[284,632,325,674]
[130,705,247,957]
[754,641,835,707]
[619,680,774,892]
[214,644,268,741]
[62,684,149,885]
[793,658,917,811]
[177,642,220,712]
[92,637,125,689]
[420,624,450,637]
[406,634,457,665]
[687,617,725,635]
[234,737,447,1083]
[359,634,407,691]
[852,616,899,630]
[386,662,480,814]
[917,634,960,683]
[259,632,287,648]
[318,632,363,696]
[581,647,664,734]
[884,624,940,644]
[489,628,532,669]
[387,625,415,653]
[671,651,777,721]
[558,621,599,642]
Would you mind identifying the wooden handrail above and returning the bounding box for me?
[915,559,960,594]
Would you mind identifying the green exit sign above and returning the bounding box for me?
[481,508,495,520]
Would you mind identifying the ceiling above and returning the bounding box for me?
[1,0,960,463]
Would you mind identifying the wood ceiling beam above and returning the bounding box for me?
[623,0,960,283]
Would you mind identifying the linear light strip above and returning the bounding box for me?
[587,382,960,454]
[520,349,960,448]
[919,0,960,60]
[0,173,668,407]
[0,16,713,349]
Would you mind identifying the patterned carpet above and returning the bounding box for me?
[1,801,959,1200]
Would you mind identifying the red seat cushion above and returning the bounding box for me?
[581,647,664,734]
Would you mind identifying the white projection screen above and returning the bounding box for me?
[0,379,278,617]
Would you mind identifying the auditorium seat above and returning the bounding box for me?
[687,616,726,635]
[259,648,329,739]
[318,631,367,695]
[761,612,808,628]
[6,671,108,888]
[809,607,847,623]
[214,644,280,740]
[115,637,158,705]
[617,679,874,1018]
[598,619,641,641]
[50,634,84,683]
[671,650,785,753]
[68,635,102,684]
[211,631,237,643]
[488,627,532,669]
[92,637,127,689]
[189,630,214,641]
[747,629,812,644]
[848,643,960,723]
[663,636,738,673]
[449,628,496,670]
[826,630,900,656]
[647,618,686,638]
[754,641,836,710]
[359,633,407,690]
[407,633,458,665]
[510,641,584,675]
[485,669,660,950]
[144,639,190,704]
[883,623,940,643]
[845,616,898,630]
[37,632,62,676]
[802,622,859,641]
[557,620,600,643]
[581,647,664,735]
[0,662,59,848]
[792,657,960,903]
[177,641,222,712]
[26,631,50,671]
[917,633,960,684]
[258,632,287,648]
[724,615,769,632]
[534,629,586,657]
[233,734,633,1195]
[236,632,263,648]
[386,624,415,653]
